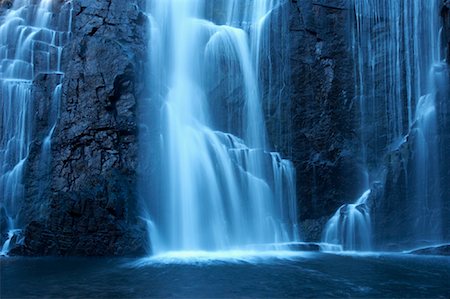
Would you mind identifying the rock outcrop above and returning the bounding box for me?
[409,244,450,256]
[12,0,149,256]
[443,1,450,61]
[369,0,450,250]
[287,0,363,241]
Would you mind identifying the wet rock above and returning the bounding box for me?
[287,0,363,222]
[441,1,450,243]
[0,206,8,245]
[300,217,329,242]
[17,0,150,256]
[0,0,13,10]
[442,1,450,61]
[409,244,450,256]
[285,242,321,252]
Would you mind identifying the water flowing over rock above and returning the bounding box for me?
[0,0,448,256]
[0,0,72,254]
[323,190,371,251]
[140,0,299,253]
[322,0,450,251]
[1,0,150,256]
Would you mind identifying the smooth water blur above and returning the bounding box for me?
[323,190,372,251]
[1,253,449,298]
[324,0,446,251]
[353,0,441,165]
[0,0,72,254]
[142,0,298,253]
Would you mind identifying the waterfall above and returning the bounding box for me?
[323,0,445,251]
[323,190,372,251]
[353,0,441,168]
[142,0,298,254]
[412,61,448,244]
[0,0,72,255]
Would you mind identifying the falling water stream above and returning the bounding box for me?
[0,0,72,254]
[144,0,299,254]
[323,0,446,251]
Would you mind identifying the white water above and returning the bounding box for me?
[0,0,72,254]
[143,0,298,254]
[130,250,317,266]
[323,190,372,251]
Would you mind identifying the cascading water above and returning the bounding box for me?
[0,0,72,254]
[353,0,442,167]
[143,0,299,254]
[323,0,445,251]
[411,62,447,244]
[323,190,371,251]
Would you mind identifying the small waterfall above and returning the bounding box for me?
[142,0,298,254]
[323,190,372,251]
[411,61,448,244]
[38,83,62,200]
[325,0,444,251]
[0,0,72,255]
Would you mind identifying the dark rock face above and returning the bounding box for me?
[299,217,329,242]
[14,0,150,256]
[0,206,7,246]
[287,0,363,240]
[0,0,13,12]
[287,0,450,245]
[443,1,450,62]
[409,244,450,256]
[369,140,415,250]
[441,0,450,244]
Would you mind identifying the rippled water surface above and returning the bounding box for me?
[1,252,449,298]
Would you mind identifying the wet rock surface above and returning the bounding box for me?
[287,0,363,241]
[441,0,450,244]
[443,1,450,61]
[409,244,450,256]
[15,0,149,256]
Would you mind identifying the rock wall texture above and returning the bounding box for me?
[12,0,149,256]
[441,0,450,244]
[365,0,450,249]
[287,0,364,241]
[287,0,450,245]
[443,1,450,61]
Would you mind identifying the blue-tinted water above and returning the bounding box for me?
[1,252,449,298]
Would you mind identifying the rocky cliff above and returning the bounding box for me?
[11,0,149,256]
[287,0,450,245]
[287,0,364,241]
[365,0,450,249]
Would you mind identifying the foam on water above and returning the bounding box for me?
[129,250,314,266]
